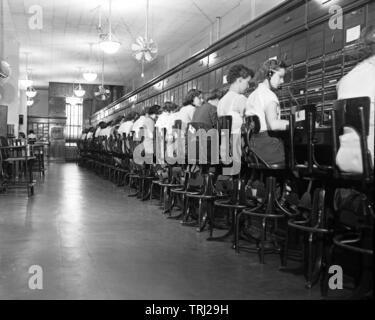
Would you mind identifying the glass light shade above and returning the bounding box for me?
[99,40,121,54]
[83,71,98,82]
[19,79,33,89]
[26,99,34,106]
[74,84,86,97]
[26,87,37,98]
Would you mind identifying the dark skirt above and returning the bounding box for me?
[250,131,285,166]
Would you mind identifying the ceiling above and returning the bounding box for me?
[3,0,284,89]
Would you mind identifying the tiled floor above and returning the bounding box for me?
[0,163,322,299]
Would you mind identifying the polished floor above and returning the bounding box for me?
[0,163,322,300]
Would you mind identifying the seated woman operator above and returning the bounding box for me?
[336,25,375,174]
[245,59,289,166]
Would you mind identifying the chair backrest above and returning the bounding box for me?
[242,115,263,167]
[332,96,372,180]
[187,122,218,166]
[288,104,317,173]
[217,116,233,168]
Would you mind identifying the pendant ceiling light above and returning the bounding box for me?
[99,0,121,54]
[74,83,86,97]
[19,53,35,89]
[83,43,98,82]
[26,86,37,98]
[26,98,34,107]
[95,54,111,101]
[83,71,97,82]
[131,0,158,78]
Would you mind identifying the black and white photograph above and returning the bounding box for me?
[0,0,373,307]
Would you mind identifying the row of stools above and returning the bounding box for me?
[78,97,373,299]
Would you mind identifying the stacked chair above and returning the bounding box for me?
[0,137,36,197]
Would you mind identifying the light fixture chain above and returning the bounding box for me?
[145,0,149,41]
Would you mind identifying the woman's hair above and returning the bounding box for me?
[19,132,26,138]
[163,101,179,112]
[207,88,224,101]
[147,104,161,115]
[253,59,287,84]
[124,112,135,121]
[113,116,123,126]
[226,64,254,84]
[28,130,34,134]
[183,89,202,106]
[98,121,107,129]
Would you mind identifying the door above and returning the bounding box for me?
[49,126,66,162]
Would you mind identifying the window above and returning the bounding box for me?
[65,97,83,145]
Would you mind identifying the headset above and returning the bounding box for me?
[265,59,285,89]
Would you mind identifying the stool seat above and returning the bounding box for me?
[5,156,36,162]
[186,193,217,200]
[242,209,286,220]
[336,172,374,182]
[247,163,285,170]
[214,198,248,210]
[288,219,333,234]
[171,188,198,195]
[159,182,183,188]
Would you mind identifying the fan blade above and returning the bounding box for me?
[150,47,158,54]
[131,43,142,51]
[135,52,144,61]
[145,51,153,62]
[136,36,145,46]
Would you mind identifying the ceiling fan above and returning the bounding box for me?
[95,54,111,101]
[131,0,158,77]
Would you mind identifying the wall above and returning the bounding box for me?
[0,0,21,137]
[0,0,30,137]
[48,82,125,125]
[28,89,49,117]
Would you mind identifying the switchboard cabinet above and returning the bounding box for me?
[344,7,365,45]
[215,68,223,88]
[186,58,209,79]
[279,38,293,65]
[307,0,360,23]
[324,20,344,54]
[138,88,149,101]
[307,25,324,59]
[271,5,306,39]
[210,35,246,68]
[292,33,307,64]
[268,43,280,60]
[208,70,216,92]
